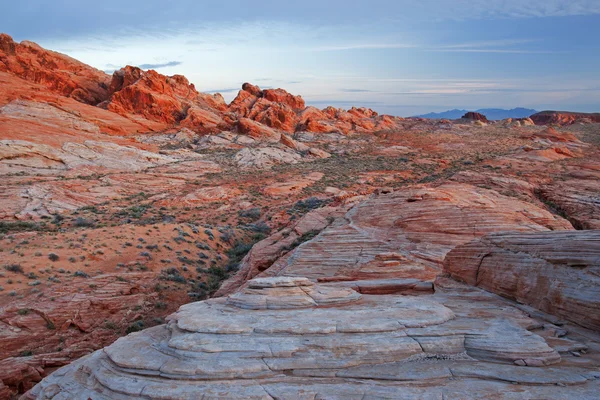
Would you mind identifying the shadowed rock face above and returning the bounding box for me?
[443,230,600,331]
[24,276,600,399]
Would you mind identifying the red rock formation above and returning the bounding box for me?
[1,35,403,137]
[236,117,281,141]
[443,230,600,331]
[0,33,110,105]
[461,112,489,123]
[262,88,305,111]
[229,83,399,135]
[530,111,600,126]
[101,66,227,132]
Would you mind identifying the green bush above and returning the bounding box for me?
[126,320,145,334]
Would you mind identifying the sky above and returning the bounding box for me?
[2,0,600,116]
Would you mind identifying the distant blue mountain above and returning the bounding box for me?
[416,107,538,120]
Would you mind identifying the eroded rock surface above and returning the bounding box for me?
[25,276,600,399]
[444,230,600,331]
[220,183,573,295]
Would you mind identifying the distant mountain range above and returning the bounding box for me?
[416,108,538,120]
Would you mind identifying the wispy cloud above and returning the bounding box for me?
[441,39,539,49]
[138,61,182,69]
[311,43,416,52]
[432,49,564,54]
[307,100,384,106]
[103,60,183,73]
[205,88,240,93]
[340,89,375,93]
[426,38,565,54]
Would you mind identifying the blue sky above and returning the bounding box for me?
[3,0,600,116]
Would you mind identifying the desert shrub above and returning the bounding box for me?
[220,229,235,244]
[126,320,145,334]
[207,266,227,280]
[294,197,326,211]
[4,264,23,273]
[104,321,117,330]
[228,242,253,260]
[74,217,96,228]
[73,271,89,278]
[140,251,152,259]
[0,221,42,234]
[247,222,271,234]
[195,241,210,250]
[238,208,261,221]
[48,253,59,262]
[160,267,186,284]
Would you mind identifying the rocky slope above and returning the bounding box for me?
[218,183,573,296]
[0,34,110,105]
[0,34,599,399]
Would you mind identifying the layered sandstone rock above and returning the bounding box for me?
[26,276,600,399]
[443,230,600,331]
[0,34,110,105]
[535,162,600,229]
[0,138,177,177]
[220,183,573,295]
